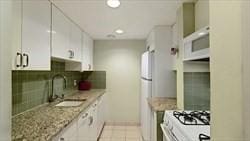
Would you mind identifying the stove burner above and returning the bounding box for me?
[190,111,210,125]
[199,134,210,141]
[173,111,210,125]
[173,111,198,125]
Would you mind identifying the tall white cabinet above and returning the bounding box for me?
[12,0,51,70]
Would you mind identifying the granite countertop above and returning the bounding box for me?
[147,97,177,112]
[12,89,106,141]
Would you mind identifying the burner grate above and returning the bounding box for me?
[173,111,210,125]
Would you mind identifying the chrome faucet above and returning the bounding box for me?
[49,74,67,102]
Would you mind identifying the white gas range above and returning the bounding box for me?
[161,111,210,141]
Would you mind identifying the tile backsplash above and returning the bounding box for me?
[184,72,210,110]
[12,61,106,116]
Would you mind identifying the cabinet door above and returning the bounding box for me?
[22,0,51,70]
[52,5,70,60]
[81,32,90,71]
[81,32,94,71]
[58,121,78,141]
[78,111,90,141]
[69,23,82,62]
[11,0,22,70]
[97,95,105,136]
[89,105,98,141]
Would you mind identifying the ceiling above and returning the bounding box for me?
[52,0,184,40]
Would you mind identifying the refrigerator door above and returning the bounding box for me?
[141,51,152,80]
[141,79,152,141]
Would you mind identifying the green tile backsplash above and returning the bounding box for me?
[184,72,210,110]
[12,61,106,116]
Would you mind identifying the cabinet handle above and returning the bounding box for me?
[60,137,65,141]
[88,64,91,70]
[16,52,23,68]
[23,53,29,67]
[69,50,73,59]
[88,116,93,126]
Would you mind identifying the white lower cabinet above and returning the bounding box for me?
[97,95,105,136]
[89,103,98,141]
[55,94,106,141]
[78,108,91,141]
[57,121,78,141]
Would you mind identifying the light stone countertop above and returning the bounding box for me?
[12,89,106,141]
[147,97,177,112]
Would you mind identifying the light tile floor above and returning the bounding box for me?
[99,125,143,141]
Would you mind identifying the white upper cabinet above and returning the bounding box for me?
[82,32,94,71]
[12,0,51,70]
[52,5,82,62]
[52,5,71,60]
[69,22,82,62]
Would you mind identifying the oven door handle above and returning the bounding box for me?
[160,124,179,141]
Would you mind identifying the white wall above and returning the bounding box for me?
[195,0,209,30]
[0,1,13,140]
[94,40,145,123]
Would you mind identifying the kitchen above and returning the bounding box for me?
[0,0,250,141]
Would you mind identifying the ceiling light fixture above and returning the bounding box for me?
[107,0,121,8]
[115,29,124,34]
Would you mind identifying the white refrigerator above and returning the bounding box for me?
[141,51,153,141]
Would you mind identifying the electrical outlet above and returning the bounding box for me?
[74,80,77,86]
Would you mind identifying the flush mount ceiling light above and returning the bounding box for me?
[115,29,124,34]
[107,0,121,8]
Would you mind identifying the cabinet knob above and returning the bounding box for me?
[60,137,65,141]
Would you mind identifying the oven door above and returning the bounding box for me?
[160,124,178,141]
